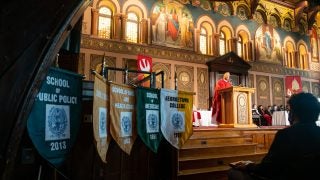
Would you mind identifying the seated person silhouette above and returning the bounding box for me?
[258,105,272,126]
[228,92,320,180]
[252,104,261,126]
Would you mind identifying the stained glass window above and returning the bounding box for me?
[299,44,309,70]
[237,36,243,57]
[126,12,138,43]
[219,31,226,55]
[199,28,207,54]
[98,7,112,39]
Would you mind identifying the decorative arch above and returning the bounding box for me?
[94,0,121,39]
[283,36,296,50]
[217,20,234,36]
[236,4,250,20]
[196,15,216,33]
[283,18,293,31]
[122,0,148,18]
[235,25,251,40]
[215,2,233,16]
[95,0,120,13]
[269,13,281,28]
[296,39,308,50]
[255,8,267,24]
[297,42,309,70]
[125,5,145,20]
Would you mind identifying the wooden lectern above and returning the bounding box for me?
[217,86,257,128]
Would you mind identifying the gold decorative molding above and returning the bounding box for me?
[81,35,211,64]
[249,61,316,79]
[197,67,209,109]
[175,65,194,92]
[153,62,171,89]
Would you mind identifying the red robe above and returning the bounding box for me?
[212,79,231,123]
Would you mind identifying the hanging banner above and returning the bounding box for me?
[109,82,136,155]
[27,67,82,167]
[136,87,162,153]
[285,76,302,97]
[92,74,110,163]
[160,89,193,149]
[137,54,152,86]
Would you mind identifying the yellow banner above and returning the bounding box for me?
[93,74,110,163]
[109,82,136,155]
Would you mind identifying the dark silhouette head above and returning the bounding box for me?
[287,92,320,124]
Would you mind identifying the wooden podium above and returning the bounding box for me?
[217,86,257,128]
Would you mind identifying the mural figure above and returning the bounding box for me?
[311,28,318,58]
[180,12,189,46]
[167,8,179,41]
[151,1,194,49]
[155,6,167,42]
[255,25,281,62]
[264,26,272,58]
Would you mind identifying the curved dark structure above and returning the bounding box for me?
[0,0,90,179]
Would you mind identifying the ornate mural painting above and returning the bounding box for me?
[255,25,282,62]
[311,27,319,61]
[151,1,194,50]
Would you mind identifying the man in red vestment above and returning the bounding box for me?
[212,72,232,125]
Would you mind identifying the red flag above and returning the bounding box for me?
[285,76,302,97]
[137,54,152,86]
[137,54,152,72]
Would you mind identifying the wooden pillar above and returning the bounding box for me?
[208,34,213,55]
[91,9,98,36]
[113,13,122,40]
[214,33,220,55]
[140,19,148,44]
[294,51,299,68]
[248,41,252,60]
[231,37,237,53]
[195,29,200,53]
[121,14,127,41]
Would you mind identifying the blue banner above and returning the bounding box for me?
[27,67,82,167]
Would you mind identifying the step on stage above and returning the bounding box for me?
[176,126,285,180]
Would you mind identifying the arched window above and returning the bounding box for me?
[126,12,138,43]
[197,20,214,55]
[98,7,112,38]
[237,30,251,61]
[199,27,207,54]
[285,41,295,68]
[299,44,309,70]
[219,31,226,55]
[237,36,243,57]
